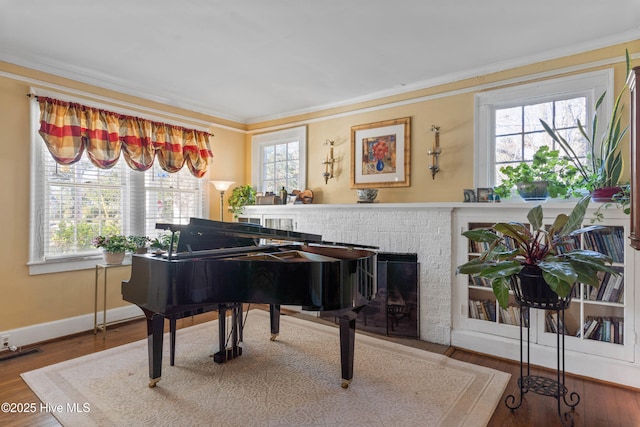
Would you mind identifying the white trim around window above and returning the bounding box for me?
[251,125,307,193]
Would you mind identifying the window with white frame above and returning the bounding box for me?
[251,126,307,194]
[29,95,206,275]
[475,69,613,189]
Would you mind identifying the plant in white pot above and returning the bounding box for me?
[93,234,133,264]
[456,196,618,309]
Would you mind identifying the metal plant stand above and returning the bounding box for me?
[505,293,580,427]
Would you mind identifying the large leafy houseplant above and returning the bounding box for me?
[456,196,618,308]
[228,184,257,218]
[494,145,581,200]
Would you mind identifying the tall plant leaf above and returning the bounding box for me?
[560,196,590,235]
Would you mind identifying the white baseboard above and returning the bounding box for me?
[0,305,143,350]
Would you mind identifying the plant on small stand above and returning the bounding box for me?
[456,196,618,426]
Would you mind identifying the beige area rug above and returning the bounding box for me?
[22,310,509,427]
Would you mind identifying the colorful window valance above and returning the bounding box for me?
[37,97,213,178]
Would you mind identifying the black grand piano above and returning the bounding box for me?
[122,218,377,388]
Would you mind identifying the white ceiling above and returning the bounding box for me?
[1,0,639,124]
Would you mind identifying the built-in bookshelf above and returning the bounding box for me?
[453,206,634,365]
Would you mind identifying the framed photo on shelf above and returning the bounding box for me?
[463,189,476,202]
[350,117,410,188]
[476,187,494,202]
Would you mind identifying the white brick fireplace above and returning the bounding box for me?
[243,203,457,345]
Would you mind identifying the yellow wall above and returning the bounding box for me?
[0,40,637,335]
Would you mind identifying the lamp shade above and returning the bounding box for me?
[210,180,235,192]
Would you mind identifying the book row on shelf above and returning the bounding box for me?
[577,316,624,345]
[545,312,624,344]
[583,228,625,263]
[587,270,624,303]
[468,299,529,327]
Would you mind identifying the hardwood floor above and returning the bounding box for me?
[1,307,638,427]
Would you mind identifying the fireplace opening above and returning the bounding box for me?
[323,252,419,338]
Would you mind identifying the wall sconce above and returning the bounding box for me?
[210,180,235,221]
[322,139,335,184]
[428,125,441,179]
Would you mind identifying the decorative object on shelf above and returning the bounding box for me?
[351,117,411,188]
[322,139,335,184]
[493,146,581,201]
[456,196,618,309]
[210,180,235,221]
[428,125,441,179]
[128,235,150,254]
[279,187,288,204]
[356,188,378,203]
[92,235,133,264]
[541,50,631,203]
[476,187,497,203]
[256,192,282,205]
[228,184,256,219]
[463,189,476,202]
[292,189,313,204]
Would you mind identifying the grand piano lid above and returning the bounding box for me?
[156,217,378,259]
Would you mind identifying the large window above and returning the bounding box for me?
[475,70,613,189]
[29,95,207,275]
[251,126,306,193]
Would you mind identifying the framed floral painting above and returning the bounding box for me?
[350,117,410,188]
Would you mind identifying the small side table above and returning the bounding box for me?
[94,262,130,338]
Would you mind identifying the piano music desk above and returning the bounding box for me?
[94,262,131,338]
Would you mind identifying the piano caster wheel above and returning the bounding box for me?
[341,380,351,389]
[148,378,160,388]
[270,333,279,341]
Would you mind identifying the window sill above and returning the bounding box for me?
[28,254,132,275]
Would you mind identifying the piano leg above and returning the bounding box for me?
[213,303,243,363]
[269,304,281,341]
[169,317,177,366]
[145,311,164,388]
[337,311,357,389]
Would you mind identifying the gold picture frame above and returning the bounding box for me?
[350,117,411,188]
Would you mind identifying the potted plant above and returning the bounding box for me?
[92,234,133,264]
[128,235,150,254]
[228,184,257,218]
[493,145,581,201]
[456,196,618,309]
[540,51,631,202]
[150,234,173,253]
